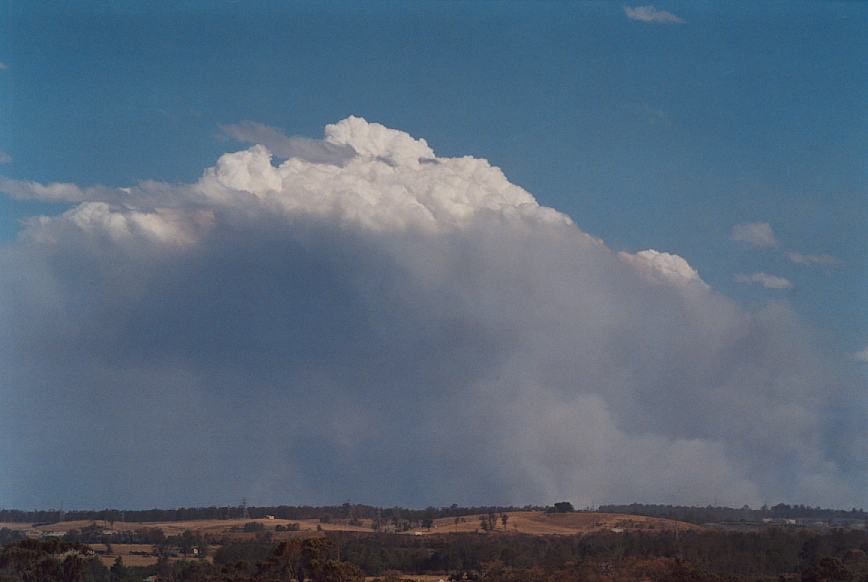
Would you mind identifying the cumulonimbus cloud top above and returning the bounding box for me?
[20,117,570,243]
[0,117,863,508]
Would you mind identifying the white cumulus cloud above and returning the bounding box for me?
[18,117,569,238]
[0,117,862,509]
[221,121,356,165]
[618,249,708,290]
[0,176,108,202]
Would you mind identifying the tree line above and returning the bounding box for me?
[3,502,863,527]
[598,504,868,525]
[0,537,365,582]
[3,527,868,581]
[0,503,545,525]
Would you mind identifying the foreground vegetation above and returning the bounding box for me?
[2,526,868,581]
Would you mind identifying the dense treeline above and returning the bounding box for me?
[321,529,868,578]
[3,528,868,581]
[0,537,365,582]
[192,529,868,579]
[0,503,544,525]
[599,504,868,525]
[3,502,864,526]
[0,530,24,548]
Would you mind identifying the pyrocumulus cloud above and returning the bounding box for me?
[0,117,863,509]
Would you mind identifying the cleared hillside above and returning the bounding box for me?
[428,511,701,535]
[2,510,700,540]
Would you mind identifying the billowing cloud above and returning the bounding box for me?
[0,152,11,165]
[731,222,777,248]
[853,347,868,363]
[786,252,842,267]
[618,249,708,290]
[734,272,793,290]
[624,5,685,24]
[0,176,105,202]
[0,62,7,71]
[0,117,863,509]
[221,121,356,165]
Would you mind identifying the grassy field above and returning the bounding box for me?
[88,543,172,567]
[1,517,368,537]
[429,511,701,535]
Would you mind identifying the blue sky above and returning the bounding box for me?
[0,1,866,507]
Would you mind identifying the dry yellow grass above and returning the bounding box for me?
[89,543,174,567]
[76,543,201,567]
[424,511,701,536]
[14,517,353,537]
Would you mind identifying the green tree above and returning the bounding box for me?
[83,557,110,582]
[802,556,853,582]
[109,556,127,581]
[552,502,575,513]
[156,555,173,580]
[0,539,92,582]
